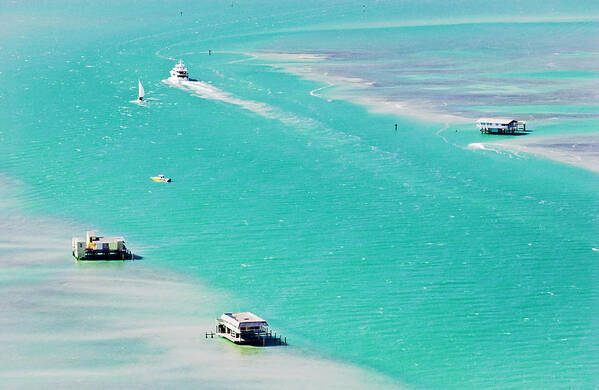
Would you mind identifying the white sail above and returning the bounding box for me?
[138,80,145,100]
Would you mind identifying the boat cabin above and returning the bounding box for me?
[151,174,171,183]
[170,60,189,80]
[216,312,269,344]
[477,118,527,134]
[72,231,132,260]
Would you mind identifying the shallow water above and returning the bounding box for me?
[1,1,598,389]
[472,133,599,174]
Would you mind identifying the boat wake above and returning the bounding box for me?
[309,82,333,97]
[162,77,305,127]
[468,142,528,160]
[467,142,493,151]
[162,77,410,169]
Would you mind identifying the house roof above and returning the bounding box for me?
[96,237,125,243]
[222,312,268,325]
[477,118,517,124]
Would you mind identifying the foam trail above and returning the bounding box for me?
[163,78,303,126]
[227,53,259,64]
[310,82,333,97]
[162,78,409,169]
[468,142,490,151]
[467,142,503,154]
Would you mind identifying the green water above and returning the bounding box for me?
[1,1,598,388]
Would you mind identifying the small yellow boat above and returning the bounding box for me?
[151,174,171,183]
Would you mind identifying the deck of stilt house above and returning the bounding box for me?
[72,231,132,261]
[477,118,527,134]
[206,312,287,346]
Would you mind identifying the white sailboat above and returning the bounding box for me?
[138,79,145,101]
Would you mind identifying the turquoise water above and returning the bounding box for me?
[1,1,598,388]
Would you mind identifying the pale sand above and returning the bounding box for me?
[472,133,599,174]
[250,51,472,125]
[0,190,402,390]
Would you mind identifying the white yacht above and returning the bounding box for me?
[169,60,189,80]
